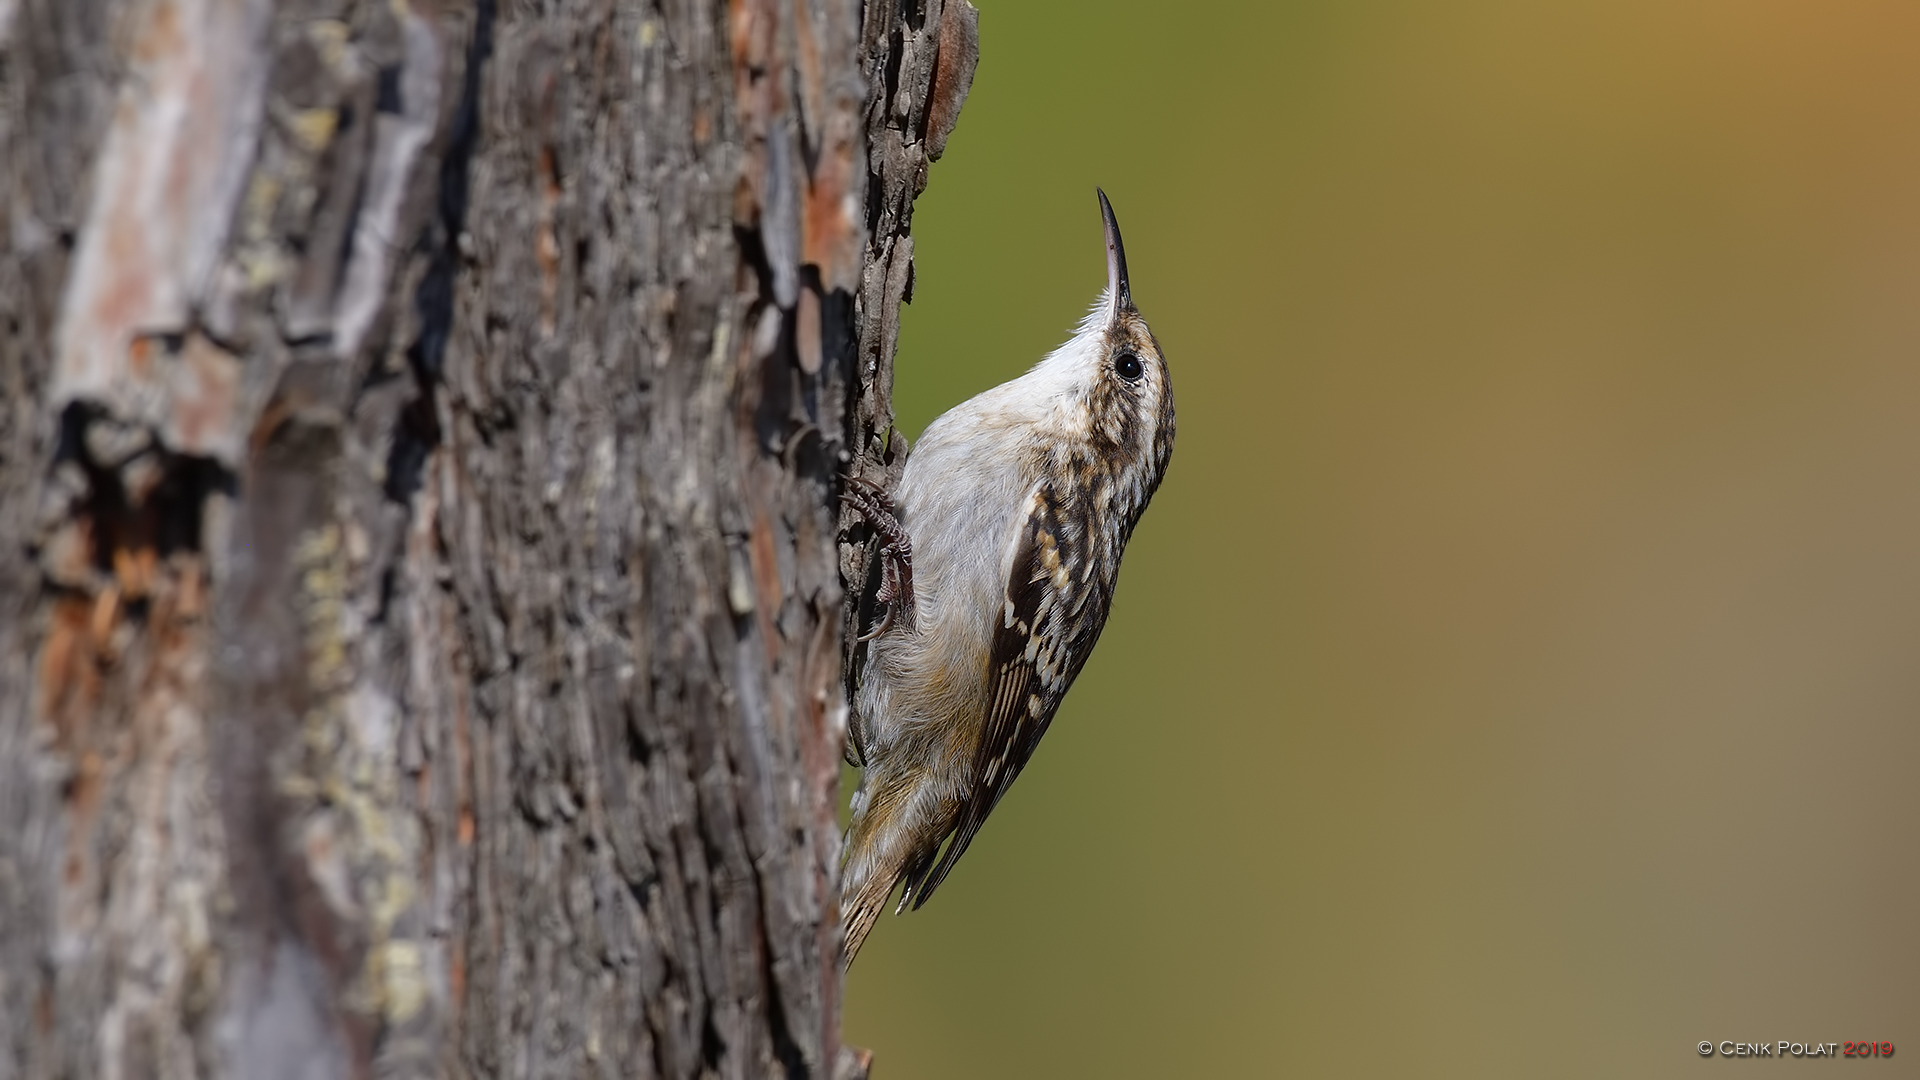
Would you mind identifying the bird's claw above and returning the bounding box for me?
[843,479,915,637]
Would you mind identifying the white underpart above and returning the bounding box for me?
[843,292,1118,903]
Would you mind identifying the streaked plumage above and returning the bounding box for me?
[840,191,1175,964]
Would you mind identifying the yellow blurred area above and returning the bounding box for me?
[844,1,1920,1076]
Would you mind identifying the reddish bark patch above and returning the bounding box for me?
[924,2,979,162]
[37,596,101,748]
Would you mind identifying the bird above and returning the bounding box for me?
[839,189,1176,965]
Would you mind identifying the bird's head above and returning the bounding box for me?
[1079,189,1176,503]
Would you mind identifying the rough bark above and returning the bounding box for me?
[0,0,972,1077]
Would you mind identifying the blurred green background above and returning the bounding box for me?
[843,1,1920,1076]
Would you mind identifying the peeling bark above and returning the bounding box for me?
[0,0,971,1078]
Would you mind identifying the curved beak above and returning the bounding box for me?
[1097,187,1132,314]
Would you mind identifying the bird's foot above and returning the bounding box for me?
[843,479,915,639]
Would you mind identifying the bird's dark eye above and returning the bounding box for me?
[1114,351,1143,381]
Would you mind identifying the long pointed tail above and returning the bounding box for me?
[840,874,892,969]
[839,774,937,967]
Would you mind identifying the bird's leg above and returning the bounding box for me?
[843,480,915,639]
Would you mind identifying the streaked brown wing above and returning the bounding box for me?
[903,482,1104,909]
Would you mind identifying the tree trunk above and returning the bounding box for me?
[0,0,972,1075]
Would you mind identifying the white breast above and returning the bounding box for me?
[854,330,1103,773]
